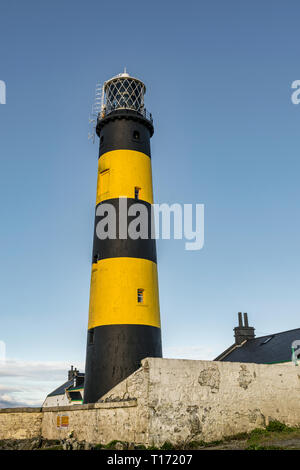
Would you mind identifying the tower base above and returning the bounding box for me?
[83,324,162,404]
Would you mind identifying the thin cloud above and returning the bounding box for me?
[0,391,41,408]
[0,358,84,408]
[0,359,84,380]
[0,384,21,392]
[0,398,31,408]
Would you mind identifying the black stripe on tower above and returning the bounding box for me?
[92,198,157,263]
[84,324,162,404]
[97,109,153,158]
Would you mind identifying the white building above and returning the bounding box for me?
[42,366,84,407]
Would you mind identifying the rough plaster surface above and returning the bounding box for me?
[1,358,300,446]
[42,393,71,408]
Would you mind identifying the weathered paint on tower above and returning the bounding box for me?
[84,72,162,404]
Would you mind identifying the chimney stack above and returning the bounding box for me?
[68,365,77,381]
[234,312,255,345]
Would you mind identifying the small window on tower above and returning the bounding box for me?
[88,329,95,345]
[137,288,144,304]
[133,130,140,140]
[100,135,104,144]
[134,187,140,199]
[99,169,110,197]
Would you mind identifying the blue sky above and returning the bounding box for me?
[0,0,299,406]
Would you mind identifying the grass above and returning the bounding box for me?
[243,421,300,450]
[193,420,300,450]
[246,444,283,450]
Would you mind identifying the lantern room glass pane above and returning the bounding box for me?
[105,78,145,113]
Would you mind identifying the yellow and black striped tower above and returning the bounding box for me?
[84,72,162,403]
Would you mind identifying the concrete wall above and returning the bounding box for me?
[145,358,300,445]
[1,358,300,446]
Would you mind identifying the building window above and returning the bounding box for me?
[133,130,140,140]
[137,288,144,303]
[134,187,140,199]
[88,329,95,345]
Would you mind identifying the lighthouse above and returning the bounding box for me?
[84,71,162,403]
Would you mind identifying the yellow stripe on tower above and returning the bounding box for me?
[96,149,154,205]
[88,257,160,329]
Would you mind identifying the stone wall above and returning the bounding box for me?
[0,408,42,440]
[1,358,300,446]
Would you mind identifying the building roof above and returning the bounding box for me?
[215,328,300,364]
[47,374,84,397]
[47,379,74,397]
